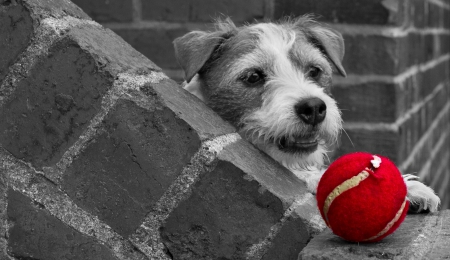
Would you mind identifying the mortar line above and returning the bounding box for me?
[415,130,449,179]
[0,174,14,260]
[393,81,445,128]
[426,0,450,9]
[0,147,148,260]
[437,170,450,201]
[334,54,450,86]
[245,193,323,260]
[343,81,448,132]
[0,16,103,108]
[42,72,168,184]
[129,133,241,259]
[429,149,450,189]
[330,23,450,37]
[104,21,211,31]
[399,103,450,172]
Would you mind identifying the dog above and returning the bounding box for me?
[173,16,440,213]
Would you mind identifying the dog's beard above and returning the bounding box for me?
[239,123,336,171]
[238,83,342,171]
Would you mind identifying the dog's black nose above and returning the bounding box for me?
[295,98,327,125]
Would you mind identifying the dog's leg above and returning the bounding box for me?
[403,174,440,213]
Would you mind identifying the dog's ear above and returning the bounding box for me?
[308,26,347,77]
[173,31,226,82]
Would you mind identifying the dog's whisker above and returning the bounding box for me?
[342,128,354,148]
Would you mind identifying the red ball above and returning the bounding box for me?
[316,152,409,242]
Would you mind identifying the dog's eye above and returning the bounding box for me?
[308,66,322,79]
[243,71,265,85]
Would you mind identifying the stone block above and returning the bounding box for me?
[0,1,33,82]
[7,189,116,260]
[62,98,202,237]
[0,19,158,170]
[160,139,311,259]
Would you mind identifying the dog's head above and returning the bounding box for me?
[174,16,346,170]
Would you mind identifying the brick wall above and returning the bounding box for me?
[1,0,450,259]
[71,0,450,208]
[0,0,322,259]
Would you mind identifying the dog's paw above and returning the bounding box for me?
[404,175,440,213]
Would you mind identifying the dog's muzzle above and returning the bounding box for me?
[278,135,319,153]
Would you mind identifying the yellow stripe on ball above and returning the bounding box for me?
[323,169,370,225]
[362,199,408,242]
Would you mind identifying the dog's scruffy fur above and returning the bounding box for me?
[173,16,440,212]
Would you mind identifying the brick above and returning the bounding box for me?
[332,82,399,123]
[142,0,265,23]
[273,0,405,25]
[161,160,284,259]
[0,1,33,83]
[143,79,236,139]
[411,0,427,28]
[342,33,448,76]
[62,99,201,237]
[7,189,117,260]
[336,128,400,163]
[113,27,189,70]
[71,0,133,23]
[342,34,400,75]
[161,139,310,259]
[421,60,449,98]
[22,0,90,20]
[0,39,112,169]
[427,2,445,28]
[428,134,450,188]
[262,216,309,260]
[0,21,158,170]
[299,210,450,259]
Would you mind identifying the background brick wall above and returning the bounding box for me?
[71,0,450,208]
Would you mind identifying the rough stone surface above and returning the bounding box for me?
[0,18,159,170]
[7,189,118,260]
[160,160,285,259]
[62,98,201,238]
[218,139,308,205]
[0,1,33,82]
[262,216,310,260]
[22,0,90,20]
[160,138,313,259]
[142,80,236,140]
[0,38,113,169]
[299,210,450,260]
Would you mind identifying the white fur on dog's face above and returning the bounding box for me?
[176,17,345,171]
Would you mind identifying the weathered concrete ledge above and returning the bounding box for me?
[300,210,450,260]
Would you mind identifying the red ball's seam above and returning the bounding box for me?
[362,198,408,242]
